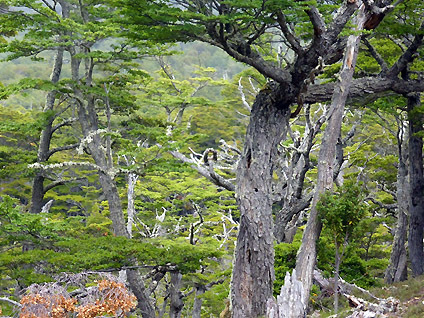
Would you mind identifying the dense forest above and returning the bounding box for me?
[0,0,423,317]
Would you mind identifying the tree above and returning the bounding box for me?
[295,2,368,307]
[0,1,157,315]
[120,0,424,315]
[407,93,424,276]
[317,183,367,313]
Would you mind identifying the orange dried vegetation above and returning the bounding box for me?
[19,280,137,318]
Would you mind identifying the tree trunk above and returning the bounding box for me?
[126,269,156,317]
[30,48,64,214]
[169,271,184,318]
[294,2,366,311]
[266,269,306,318]
[97,172,128,237]
[232,83,291,317]
[407,93,424,277]
[385,122,409,283]
[76,99,128,237]
[70,51,153,316]
[192,285,206,318]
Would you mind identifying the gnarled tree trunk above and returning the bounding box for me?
[192,284,206,318]
[232,83,291,317]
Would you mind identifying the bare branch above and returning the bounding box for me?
[276,12,303,53]
[169,150,235,192]
[362,37,389,73]
[307,6,326,38]
[0,297,22,308]
[51,117,77,134]
[47,143,79,159]
[388,19,424,77]
[43,177,86,194]
[238,77,252,112]
[366,197,397,210]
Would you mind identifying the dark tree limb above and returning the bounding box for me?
[362,37,389,73]
[51,117,77,134]
[388,19,424,77]
[47,143,79,160]
[307,6,326,38]
[304,77,424,104]
[276,12,303,53]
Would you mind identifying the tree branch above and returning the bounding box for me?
[388,19,424,77]
[51,117,77,134]
[276,12,303,53]
[307,6,326,38]
[169,150,235,192]
[325,1,359,45]
[0,297,22,308]
[362,37,389,73]
[43,177,86,194]
[47,143,79,159]
[305,77,424,104]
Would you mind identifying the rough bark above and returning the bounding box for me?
[304,77,424,105]
[385,121,409,283]
[407,93,424,277]
[192,285,206,318]
[231,83,291,317]
[126,269,156,318]
[294,2,367,311]
[169,272,184,318]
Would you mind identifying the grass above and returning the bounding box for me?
[311,275,424,317]
[372,274,424,317]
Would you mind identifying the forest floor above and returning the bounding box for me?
[375,274,424,318]
[312,275,424,317]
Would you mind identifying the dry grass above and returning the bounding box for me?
[372,275,424,318]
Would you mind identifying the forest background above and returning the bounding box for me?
[0,0,423,317]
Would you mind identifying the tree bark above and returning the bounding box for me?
[126,269,156,317]
[192,285,206,318]
[407,93,424,277]
[266,269,306,318]
[385,120,409,283]
[294,2,366,312]
[231,83,291,317]
[30,48,64,214]
[169,271,184,318]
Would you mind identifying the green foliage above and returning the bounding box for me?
[318,183,367,246]
[273,231,302,296]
